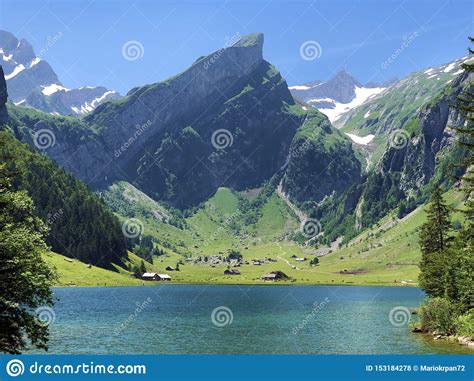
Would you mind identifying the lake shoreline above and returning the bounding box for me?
[52,280,419,289]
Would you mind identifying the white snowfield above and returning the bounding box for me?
[443,62,456,73]
[345,133,375,145]
[288,85,311,90]
[317,86,385,123]
[29,57,41,68]
[71,90,117,114]
[5,64,25,80]
[41,83,70,95]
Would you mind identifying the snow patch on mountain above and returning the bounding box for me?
[289,85,311,90]
[318,86,385,123]
[71,90,118,115]
[0,29,121,115]
[41,83,69,95]
[345,133,375,145]
[5,64,25,80]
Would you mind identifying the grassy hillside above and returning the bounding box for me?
[94,180,466,286]
[43,252,141,287]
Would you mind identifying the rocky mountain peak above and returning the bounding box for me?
[0,29,120,115]
[290,69,386,122]
[231,32,264,50]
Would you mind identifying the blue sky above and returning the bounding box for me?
[0,0,472,94]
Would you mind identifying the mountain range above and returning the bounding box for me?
[289,70,392,123]
[0,30,120,116]
[1,31,471,274]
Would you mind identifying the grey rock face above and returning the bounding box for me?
[376,72,469,197]
[290,70,362,105]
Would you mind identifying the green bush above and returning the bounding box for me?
[455,311,474,338]
[418,297,459,335]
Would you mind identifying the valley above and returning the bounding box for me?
[48,184,466,287]
[1,31,472,290]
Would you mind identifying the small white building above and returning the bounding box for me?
[142,272,158,281]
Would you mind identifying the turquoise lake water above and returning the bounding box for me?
[36,285,470,354]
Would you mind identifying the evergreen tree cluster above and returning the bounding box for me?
[0,132,128,269]
[417,40,474,337]
[0,163,57,353]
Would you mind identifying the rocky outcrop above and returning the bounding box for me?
[291,70,362,105]
[281,111,361,203]
[376,72,468,197]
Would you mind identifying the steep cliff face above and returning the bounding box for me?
[358,72,470,225]
[281,109,361,203]
[376,73,467,194]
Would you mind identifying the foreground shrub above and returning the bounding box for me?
[418,297,459,335]
[454,311,474,338]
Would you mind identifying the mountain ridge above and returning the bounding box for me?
[0,30,120,116]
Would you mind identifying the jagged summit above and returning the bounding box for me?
[232,32,264,49]
[0,29,120,115]
[289,69,386,122]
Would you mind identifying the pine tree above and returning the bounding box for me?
[419,185,452,253]
[444,37,474,309]
[418,184,452,297]
[449,38,474,223]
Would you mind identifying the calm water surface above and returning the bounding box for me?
[37,285,471,354]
